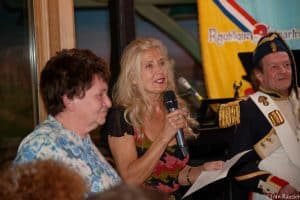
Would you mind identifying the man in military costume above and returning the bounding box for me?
[219,32,300,200]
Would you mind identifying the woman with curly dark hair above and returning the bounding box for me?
[14,49,121,193]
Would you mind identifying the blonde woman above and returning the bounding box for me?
[102,38,223,199]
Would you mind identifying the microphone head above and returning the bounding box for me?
[177,77,192,90]
[163,90,178,110]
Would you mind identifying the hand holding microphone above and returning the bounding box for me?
[178,77,203,102]
[163,90,189,158]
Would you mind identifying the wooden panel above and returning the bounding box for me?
[57,0,76,49]
[32,0,75,122]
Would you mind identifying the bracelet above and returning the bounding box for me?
[186,167,192,185]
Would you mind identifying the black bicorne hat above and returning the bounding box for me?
[238,32,299,98]
[253,32,289,66]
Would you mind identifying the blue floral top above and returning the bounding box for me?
[14,115,121,193]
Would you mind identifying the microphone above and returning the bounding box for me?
[163,90,189,158]
[178,77,203,102]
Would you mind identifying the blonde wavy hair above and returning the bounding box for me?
[112,38,198,136]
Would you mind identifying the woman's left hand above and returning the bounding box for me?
[178,160,224,185]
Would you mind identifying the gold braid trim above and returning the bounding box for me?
[235,171,270,181]
[218,100,241,128]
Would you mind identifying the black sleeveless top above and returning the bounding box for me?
[102,107,189,196]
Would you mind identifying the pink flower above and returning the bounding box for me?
[157,182,180,193]
[152,153,188,176]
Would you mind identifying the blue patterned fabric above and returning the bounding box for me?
[14,115,121,193]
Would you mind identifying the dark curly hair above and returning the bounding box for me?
[87,184,168,200]
[0,159,88,200]
[40,48,110,116]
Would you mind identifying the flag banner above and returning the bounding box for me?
[197,0,300,98]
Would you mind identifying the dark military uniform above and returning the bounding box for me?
[220,91,300,200]
[219,32,300,200]
[224,95,276,199]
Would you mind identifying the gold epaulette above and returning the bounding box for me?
[218,100,242,128]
